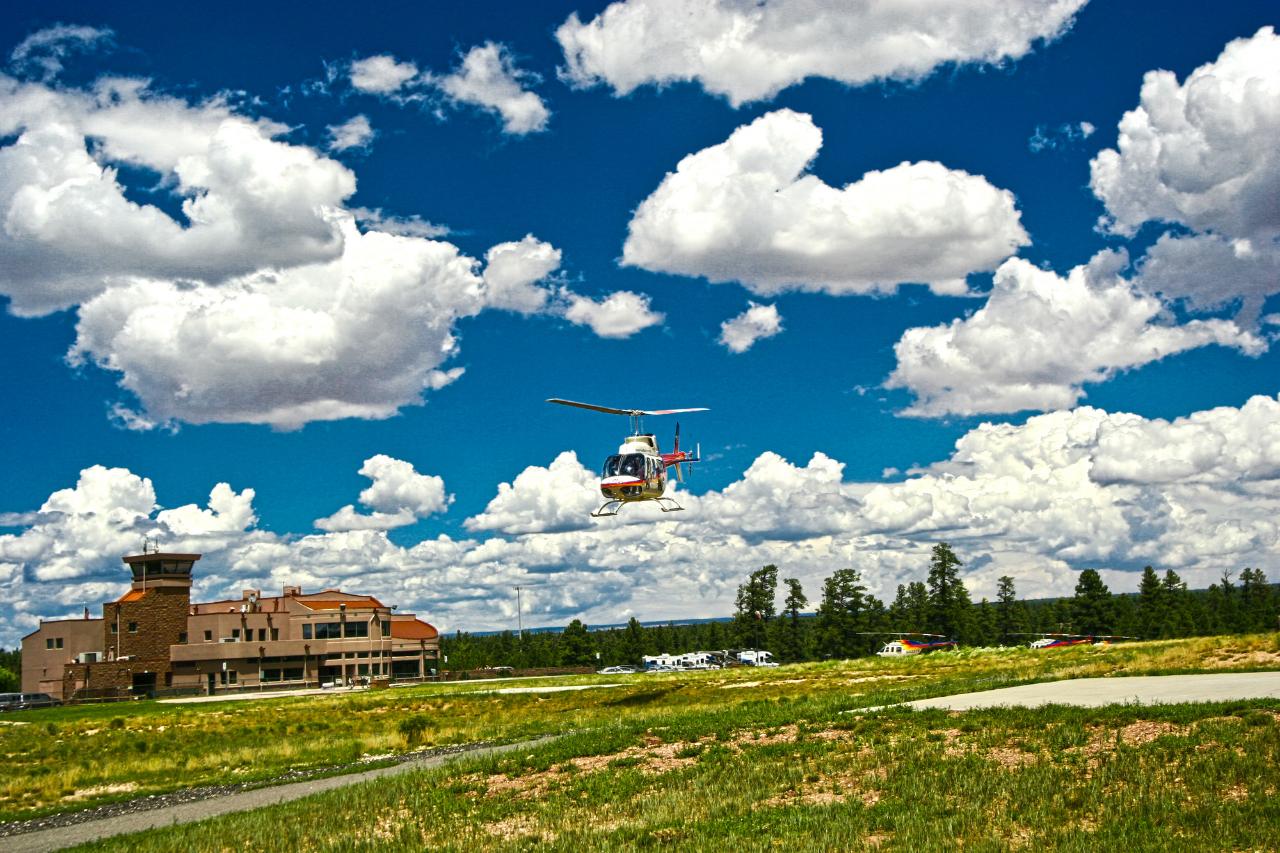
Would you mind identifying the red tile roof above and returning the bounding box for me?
[390,619,439,640]
[116,589,147,603]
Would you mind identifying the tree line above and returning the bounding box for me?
[440,544,1277,670]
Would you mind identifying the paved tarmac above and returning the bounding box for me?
[901,671,1280,711]
[5,737,556,853]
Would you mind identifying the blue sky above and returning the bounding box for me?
[1,1,1277,645]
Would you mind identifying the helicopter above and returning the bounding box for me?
[547,398,706,517]
[861,632,958,657]
[1013,632,1138,649]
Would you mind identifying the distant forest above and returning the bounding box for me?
[440,543,1279,670]
[3,544,1274,681]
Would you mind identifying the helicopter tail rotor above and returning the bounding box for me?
[674,422,683,482]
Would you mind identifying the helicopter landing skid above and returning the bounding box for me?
[591,497,686,518]
[591,501,623,518]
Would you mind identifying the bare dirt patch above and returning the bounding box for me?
[1208,650,1280,668]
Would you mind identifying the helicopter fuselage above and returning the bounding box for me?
[599,435,668,503]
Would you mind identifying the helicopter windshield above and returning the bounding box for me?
[603,454,646,478]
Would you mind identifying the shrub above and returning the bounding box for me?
[397,714,435,747]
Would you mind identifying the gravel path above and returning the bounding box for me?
[901,670,1280,711]
[3,736,557,853]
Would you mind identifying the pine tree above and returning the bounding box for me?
[1161,569,1193,637]
[971,598,998,646]
[1071,569,1113,635]
[926,543,971,642]
[621,617,646,665]
[995,575,1025,643]
[776,578,809,662]
[815,569,868,659]
[559,619,595,666]
[1240,568,1275,632]
[1137,566,1163,638]
[734,565,778,649]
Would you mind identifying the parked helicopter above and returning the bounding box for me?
[547,398,706,517]
[1014,633,1138,649]
[863,632,958,657]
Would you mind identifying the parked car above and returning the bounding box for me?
[597,665,637,674]
[0,692,62,712]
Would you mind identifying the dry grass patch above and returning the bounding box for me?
[64,782,139,801]
[764,767,883,808]
[484,813,550,842]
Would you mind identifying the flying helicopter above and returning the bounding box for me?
[1014,632,1138,649]
[547,398,706,517]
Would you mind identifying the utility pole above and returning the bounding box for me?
[516,585,524,639]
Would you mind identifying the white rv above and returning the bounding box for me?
[736,650,777,667]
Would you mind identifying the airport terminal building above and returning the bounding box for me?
[21,551,440,700]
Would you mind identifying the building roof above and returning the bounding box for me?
[122,552,201,564]
[116,589,148,603]
[298,598,384,611]
[390,619,439,640]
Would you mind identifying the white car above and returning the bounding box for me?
[597,665,637,674]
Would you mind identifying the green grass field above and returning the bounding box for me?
[4,634,1279,850]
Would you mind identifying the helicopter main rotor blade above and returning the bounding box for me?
[547,398,708,417]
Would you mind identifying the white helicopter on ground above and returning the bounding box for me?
[547,398,706,517]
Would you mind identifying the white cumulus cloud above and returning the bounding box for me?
[623,110,1028,296]
[0,76,353,316]
[349,54,420,95]
[0,71,644,429]
[557,0,1088,106]
[563,290,664,338]
[1090,27,1280,242]
[326,114,375,152]
[1090,27,1280,323]
[466,451,602,535]
[482,236,563,314]
[435,42,549,135]
[718,302,782,353]
[886,252,1263,417]
[4,395,1279,645]
[350,44,549,135]
[315,455,451,532]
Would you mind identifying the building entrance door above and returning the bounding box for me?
[131,672,157,698]
[207,672,216,695]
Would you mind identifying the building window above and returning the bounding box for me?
[179,632,188,644]
[258,628,266,642]
[45,637,64,650]
[271,628,279,641]
[204,630,213,642]
[110,623,118,634]
[315,622,343,639]
[302,624,312,640]
[345,621,368,638]
[127,622,138,633]
[231,628,241,640]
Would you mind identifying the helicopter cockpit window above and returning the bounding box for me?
[603,454,645,478]
[620,454,645,478]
